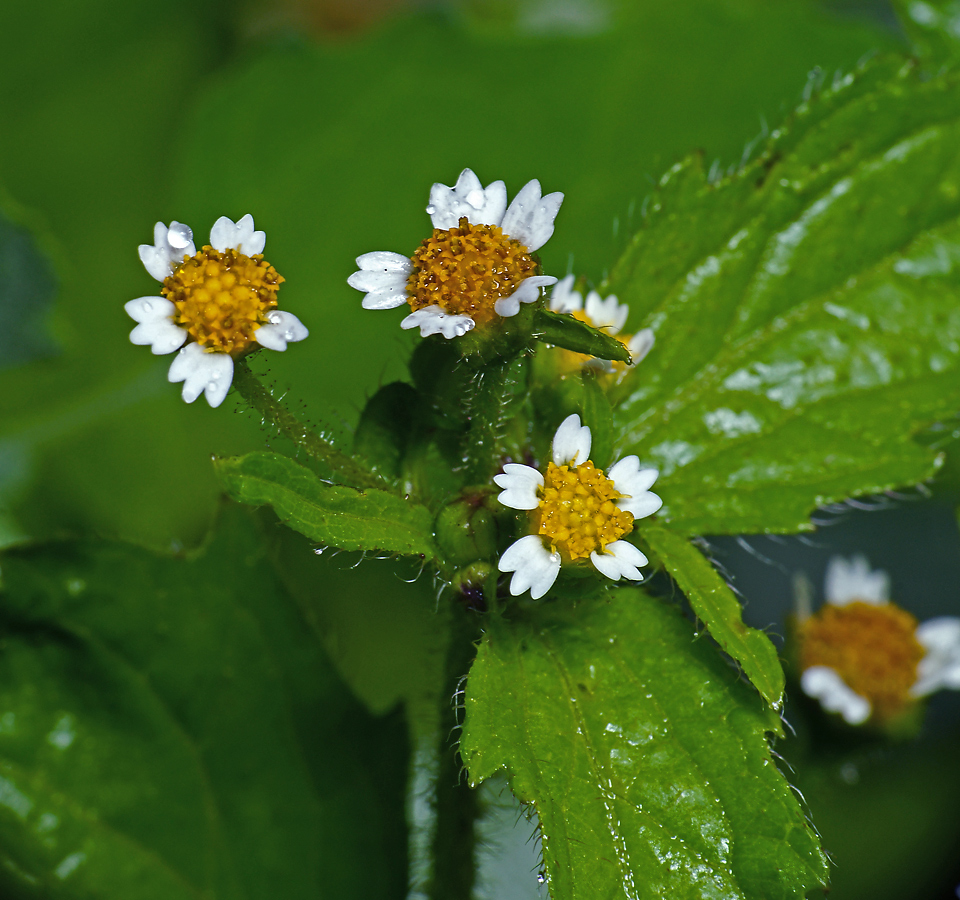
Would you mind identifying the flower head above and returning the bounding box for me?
[548,275,654,372]
[348,168,562,339]
[797,555,960,725]
[126,215,308,408]
[495,414,662,599]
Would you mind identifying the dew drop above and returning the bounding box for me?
[142,301,153,312]
[167,222,193,250]
[425,205,437,215]
[537,872,546,885]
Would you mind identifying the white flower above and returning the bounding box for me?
[495,414,662,599]
[348,168,563,338]
[548,274,654,370]
[798,555,960,724]
[126,215,308,408]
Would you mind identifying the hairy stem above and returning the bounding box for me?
[232,357,389,490]
[427,603,483,900]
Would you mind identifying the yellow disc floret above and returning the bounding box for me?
[536,461,634,560]
[799,601,925,720]
[406,217,537,324]
[162,246,284,355]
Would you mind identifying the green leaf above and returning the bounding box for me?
[0,205,58,371]
[353,381,419,480]
[610,60,960,535]
[641,523,784,705]
[460,589,827,900]
[215,450,438,558]
[534,307,632,363]
[892,0,960,62]
[0,506,407,898]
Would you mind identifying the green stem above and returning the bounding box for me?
[427,603,483,900]
[232,358,388,491]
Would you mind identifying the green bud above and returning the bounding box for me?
[434,490,499,567]
[533,307,632,363]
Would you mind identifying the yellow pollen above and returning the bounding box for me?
[799,601,925,720]
[536,461,634,560]
[406,217,537,324]
[162,246,284,355]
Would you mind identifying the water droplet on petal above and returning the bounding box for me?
[425,205,437,215]
[143,301,153,312]
[283,329,295,340]
[167,222,193,250]
[465,188,485,209]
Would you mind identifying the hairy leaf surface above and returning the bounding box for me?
[642,524,784,705]
[0,508,406,899]
[460,589,827,900]
[612,61,960,535]
[215,451,438,558]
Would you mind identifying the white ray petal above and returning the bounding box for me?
[801,666,871,724]
[124,296,175,324]
[254,311,309,352]
[428,169,510,229]
[129,318,187,355]
[584,291,628,333]
[494,463,543,510]
[825,555,889,606]
[549,274,582,313]
[209,214,266,255]
[912,617,960,696]
[500,179,564,252]
[167,342,234,408]
[499,535,561,600]
[401,305,475,339]
[493,274,557,319]
[551,413,591,466]
[626,328,655,366]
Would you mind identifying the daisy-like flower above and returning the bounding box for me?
[797,555,960,725]
[548,274,654,371]
[494,414,662,599]
[125,215,308,408]
[347,168,562,339]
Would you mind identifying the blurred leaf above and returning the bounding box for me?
[0,506,407,899]
[642,523,785,705]
[0,206,58,370]
[353,381,419,479]
[611,59,960,535]
[892,0,960,61]
[460,588,827,900]
[215,450,439,557]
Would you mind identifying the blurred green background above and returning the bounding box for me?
[3,0,960,897]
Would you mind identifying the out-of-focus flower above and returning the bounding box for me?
[548,274,653,372]
[797,555,960,725]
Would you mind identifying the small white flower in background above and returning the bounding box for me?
[797,555,960,725]
[348,168,562,339]
[548,274,654,371]
[495,414,662,599]
[126,215,308,408]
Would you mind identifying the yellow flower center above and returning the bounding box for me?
[536,461,633,560]
[799,601,925,720]
[162,246,284,355]
[406,217,537,324]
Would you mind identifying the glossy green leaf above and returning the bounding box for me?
[641,523,784,705]
[215,450,438,558]
[460,588,827,900]
[534,307,632,363]
[892,0,960,61]
[0,507,406,899]
[611,60,960,535]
